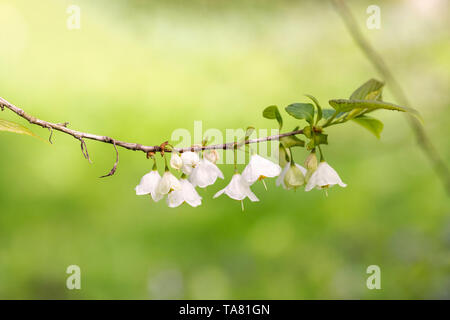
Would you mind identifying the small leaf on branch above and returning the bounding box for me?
[328,99,422,121]
[322,109,337,120]
[305,94,322,123]
[344,79,385,120]
[0,119,44,141]
[352,115,384,139]
[280,135,305,149]
[263,105,283,130]
[285,103,314,124]
[350,78,384,100]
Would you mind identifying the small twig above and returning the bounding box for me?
[100,139,119,178]
[0,96,310,177]
[0,96,306,154]
[78,137,92,163]
[48,127,54,144]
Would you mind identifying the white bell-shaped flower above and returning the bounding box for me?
[180,151,200,175]
[167,178,202,208]
[189,158,224,188]
[157,171,181,195]
[214,173,259,202]
[241,154,282,185]
[135,170,163,202]
[305,161,347,192]
[276,163,307,190]
[170,153,183,170]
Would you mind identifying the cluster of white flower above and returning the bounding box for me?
[135,148,346,210]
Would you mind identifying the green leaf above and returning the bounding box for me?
[280,135,305,149]
[350,78,384,100]
[0,119,42,140]
[263,105,283,130]
[328,99,422,121]
[322,109,336,119]
[305,94,322,123]
[352,115,384,139]
[285,103,314,124]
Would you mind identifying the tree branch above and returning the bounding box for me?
[331,0,450,195]
[0,96,304,155]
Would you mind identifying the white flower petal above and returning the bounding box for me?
[213,188,225,199]
[181,152,200,175]
[242,154,281,184]
[246,190,259,202]
[305,162,346,191]
[157,171,181,195]
[135,170,163,202]
[170,153,183,170]
[189,159,224,188]
[166,189,184,208]
[213,173,258,202]
[167,179,202,208]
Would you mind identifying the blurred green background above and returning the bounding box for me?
[0,0,449,299]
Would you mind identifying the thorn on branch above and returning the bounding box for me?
[100,140,119,178]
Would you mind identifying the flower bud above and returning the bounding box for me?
[204,150,219,164]
[304,152,318,172]
[283,163,305,190]
[170,153,183,170]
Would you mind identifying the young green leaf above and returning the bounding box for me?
[263,105,283,130]
[322,109,337,120]
[328,99,422,121]
[0,119,43,141]
[280,135,305,149]
[285,103,314,124]
[350,78,384,100]
[352,115,384,139]
[305,94,322,123]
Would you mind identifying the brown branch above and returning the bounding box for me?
[331,0,450,195]
[0,96,304,155]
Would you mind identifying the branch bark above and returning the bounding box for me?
[0,96,303,155]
